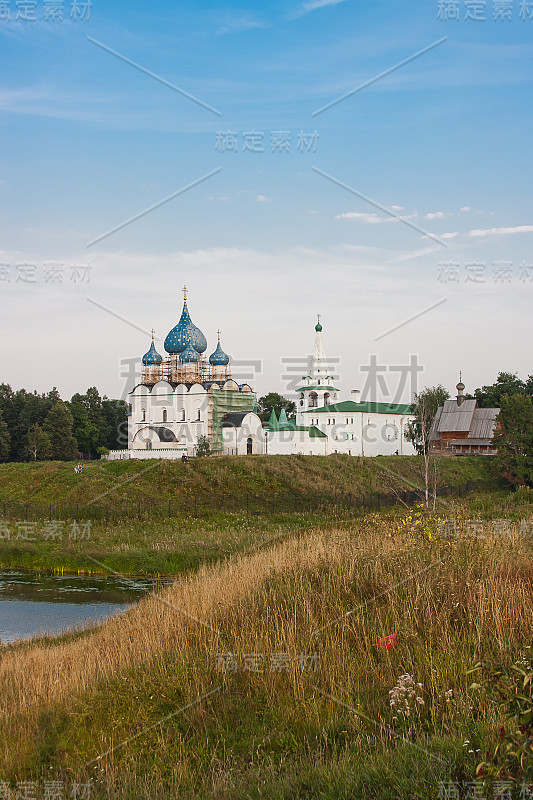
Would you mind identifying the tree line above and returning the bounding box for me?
[0,385,128,462]
[407,371,533,490]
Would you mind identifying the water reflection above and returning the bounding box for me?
[0,571,165,644]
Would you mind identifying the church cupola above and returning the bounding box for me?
[141,330,163,385]
[209,330,230,380]
[295,316,340,425]
[179,337,201,381]
[164,285,207,355]
[456,372,466,407]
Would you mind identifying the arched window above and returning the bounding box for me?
[324,393,330,406]
[181,409,186,421]
[197,409,201,421]
[247,437,253,455]
[162,409,167,422]
[309,392,318,408]
[141,408,146,422]
[146,440,152,450]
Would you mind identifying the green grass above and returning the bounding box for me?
[0,455,498,575]
[0,454,496,506]
[2,491,532,799]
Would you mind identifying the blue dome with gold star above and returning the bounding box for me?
[179,341,201,363]
[142,338,163,366]
[209,335,230,366]
[164,295,207,355]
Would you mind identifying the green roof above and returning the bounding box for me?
[295,385,339,392]
[278,408,289,426]
[266,420,327,438]
[304,400,414,415]
[265,408,278,430]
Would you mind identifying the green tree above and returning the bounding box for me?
[495,393,533,487]
[68,399,100,457]
[405,385,450,510]
[405,385,450,456]
[43,402,79,461]
[0,409,10,461]
[475,372,527,408]
[101,398,129,450]
[26,423,52,461]
[195,435,211,457]
[0,384,61,461]
[257,392,296,424]
[68,388,112,457]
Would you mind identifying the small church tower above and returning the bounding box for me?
[141,330,163,385]
[295,317,340,425]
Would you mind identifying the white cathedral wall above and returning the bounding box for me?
[130,381,209,452]
[266,430,328,456]
[305,412,416,456]
[222,413,265,455]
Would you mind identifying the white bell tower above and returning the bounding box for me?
[296,316,340,425]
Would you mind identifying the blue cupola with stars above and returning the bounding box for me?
[179,341,201,363]
[142,332,163,366]
[209,331,230,366]
[164,286,207,355]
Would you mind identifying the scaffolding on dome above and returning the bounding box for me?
[142,357,231,386]
[209,388,257,454]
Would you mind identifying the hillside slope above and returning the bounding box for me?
[0,455,495,505]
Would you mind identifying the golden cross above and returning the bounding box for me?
[217,328,221,341]
[182,284,188,300]
[151,328,155,341]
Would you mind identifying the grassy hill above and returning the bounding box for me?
[0,455,496,506]
[1,494,532,799]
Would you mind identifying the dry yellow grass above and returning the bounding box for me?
[1,511,532,796]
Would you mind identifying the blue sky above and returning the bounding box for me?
[1,0,532,402]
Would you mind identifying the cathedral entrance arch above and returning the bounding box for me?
[247,437,253,455]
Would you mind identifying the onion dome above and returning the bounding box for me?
[179,341,200,363]
[164,291,207,355]
[456,371,465,392]
[142,332,163,366]
[209,332,230,366]
[315,314,322,332]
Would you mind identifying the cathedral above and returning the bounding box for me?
[106,289,416,460]
[120,287,264,459]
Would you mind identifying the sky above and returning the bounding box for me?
[1,0,532,406]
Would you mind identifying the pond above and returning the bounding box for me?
[0,570,164,644]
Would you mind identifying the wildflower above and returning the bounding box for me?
[377,631,398,651]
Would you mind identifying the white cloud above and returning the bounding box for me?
[217,16,263,35]
[469,225,533,237]
[389,246,442,263]
[425,211,446,220]
[293,0,346,18]
[441,232,459,239]
[335,211,417,224]
[460,206,471,212]
[389,205,404,212]
[256,195,270,203]
[309,209,319,215]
